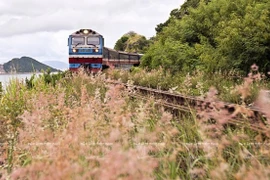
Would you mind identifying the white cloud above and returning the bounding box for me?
[0,0,184,64]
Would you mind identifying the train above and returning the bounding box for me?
[68,29,142,73]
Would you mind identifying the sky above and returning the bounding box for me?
[0,0,184,64]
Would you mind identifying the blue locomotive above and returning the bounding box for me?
[68,29,104,73]
[68,29,142,73]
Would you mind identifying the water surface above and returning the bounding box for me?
[0,73,35,89]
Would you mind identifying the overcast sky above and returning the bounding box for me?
[0,0,184,64]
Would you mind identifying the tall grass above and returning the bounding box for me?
[106,66,270,104]
[0,68,269,179]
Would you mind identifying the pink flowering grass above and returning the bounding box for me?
[0,67,269,179]
[0,71,162,179]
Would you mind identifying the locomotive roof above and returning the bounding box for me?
[71,29,102,36]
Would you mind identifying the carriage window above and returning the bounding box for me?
[87,37,100,45]
[72,37,85,45]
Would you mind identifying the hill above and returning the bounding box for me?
[3,56,59,73]
[42,61,69,71]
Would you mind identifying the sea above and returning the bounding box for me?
[0,73,35,90]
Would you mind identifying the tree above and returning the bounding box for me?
[114,32,150,53]
[142,0,270,74]
[114,36,129,51]
[155,0,211,34]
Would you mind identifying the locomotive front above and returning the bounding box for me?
[68,29,104,73]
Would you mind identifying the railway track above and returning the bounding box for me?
[107,80,270,135]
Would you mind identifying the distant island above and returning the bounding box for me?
[0,56,61,74]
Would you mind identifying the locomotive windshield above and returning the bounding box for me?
[72,37,85,45]
[87,37,100,45]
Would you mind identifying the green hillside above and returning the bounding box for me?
[3,56,59,73]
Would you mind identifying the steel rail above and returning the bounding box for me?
[130,93,268,134]
[106,80,269,134]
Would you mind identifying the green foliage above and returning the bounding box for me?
[141,39,198,73]
[25,70,67,89]
[41,69,66,87]
[25,74,36,89]
[155,0,211,33]
[1,80,27,127]
[114,36,129,51]
[143,0,270,74]
[114,31,150,53]
[0,82,2,97]
[0,79,28,173]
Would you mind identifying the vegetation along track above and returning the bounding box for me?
[107,80,270,135]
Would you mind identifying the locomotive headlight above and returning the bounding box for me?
[83,29,89,34]
[72,48,77,53]
[94,49,99,52]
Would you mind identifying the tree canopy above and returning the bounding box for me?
[141,0,270,74]
[114,31,150,53]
